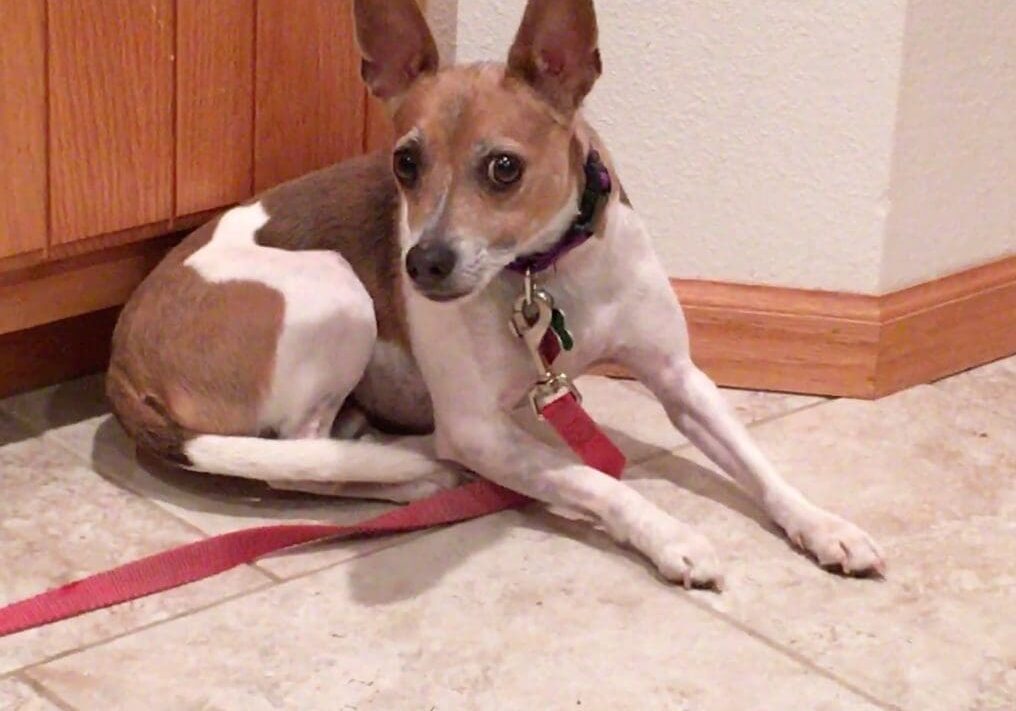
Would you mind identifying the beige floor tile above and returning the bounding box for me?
[516,375,826,464]
[512,374,687,462]
[0,679,63,711]
[29,511,882,711]
[0,374,823,580]
[0,412,269,674]
[0,376,437,579]
[0,374,110,438]
[627,384,1016,710]
[934,354,1016,421]
[3,373,826,476]
[714,383,828,423]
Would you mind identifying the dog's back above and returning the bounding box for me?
[107,152,411,463]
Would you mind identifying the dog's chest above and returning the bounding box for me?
[408,202,651,420]
[410,277,612,415]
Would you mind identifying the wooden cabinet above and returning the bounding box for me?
[176,0,256,216]
[48,0,175,246]
[0,0,47,265]
[254,0,365,191]
[0,0,388,395]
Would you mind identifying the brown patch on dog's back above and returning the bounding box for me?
[257,152,409,346]
[255,153,430,431]
[108,217,285,450]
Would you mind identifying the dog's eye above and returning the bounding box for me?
[486,153,524,189]
[393,147,421,188]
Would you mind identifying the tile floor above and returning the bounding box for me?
[0,359,1012,710]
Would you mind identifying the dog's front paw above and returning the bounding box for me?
[784,506,886,577]
[650,525,724,590]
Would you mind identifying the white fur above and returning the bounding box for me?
[177,203,462,501]
[184,435,447,484]
[185,202,377,438]
[405,194,883,585]
[175,138,882,583]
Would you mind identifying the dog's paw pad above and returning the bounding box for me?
[788,510,886,577]
[653,531,724,590]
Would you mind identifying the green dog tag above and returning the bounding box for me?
[550,308,574,351]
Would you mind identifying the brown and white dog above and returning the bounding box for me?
[107,0,885,587]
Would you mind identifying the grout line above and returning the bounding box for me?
[251,562,284,583]
[256,527,437,584]
[21,412,436,587]
[7,580,277,681]
[0,397,264,570]
[15,672,78,711]
[613,388,897,705]
[4,385,880,706]
[627,395,838,467]
[602,392,893,706]
[6,525,462,679]
[742,396,837,428]
[3,408,231,546]
[672,590,902,710]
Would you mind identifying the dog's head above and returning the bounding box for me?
[354,0,603,302]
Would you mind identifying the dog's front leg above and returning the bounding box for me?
[615,268,885,576]
[437,414,723,588]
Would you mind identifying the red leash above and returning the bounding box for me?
[0,393,623,639]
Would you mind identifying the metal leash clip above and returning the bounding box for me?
[509,270,582,419]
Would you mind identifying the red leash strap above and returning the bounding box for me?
[0,394,623,639]
[542,394,625,477]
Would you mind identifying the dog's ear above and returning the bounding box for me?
[353,0,439,101]
[506,0,602,116]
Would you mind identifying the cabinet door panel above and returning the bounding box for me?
[177,0,255,215]
[254,0,364,191]
[0,0,47,261]
[49,0,174,244]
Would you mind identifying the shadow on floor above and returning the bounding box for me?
[83,409,817,598]
[89,415,388,522]
[1,375,109,447]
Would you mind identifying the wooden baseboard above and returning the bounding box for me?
[1,249,1013,400]
[653,256,1016,399]
[875,257,1016,396]
[667,280,879,397]
[0,307,119,399]
[0,234,182,336]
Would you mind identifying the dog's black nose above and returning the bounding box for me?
[406,242,457,287]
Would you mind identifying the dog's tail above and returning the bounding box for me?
[106,366,193,467]
[181,434,444,484]
[107,364,443,485]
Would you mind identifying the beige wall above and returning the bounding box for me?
[881,1,1016,291]
[436,1,1015,295]
[424,0,458,66]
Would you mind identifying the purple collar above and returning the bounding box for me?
[506,150,613,274]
